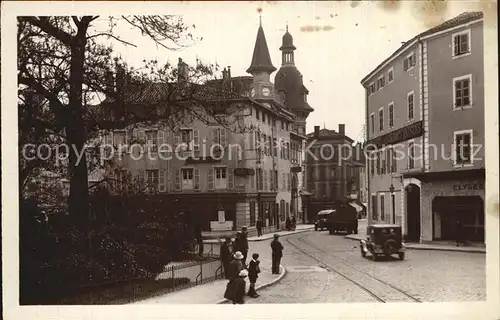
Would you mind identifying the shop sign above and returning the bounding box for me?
[367,120,423,148]
[452,183,484,191]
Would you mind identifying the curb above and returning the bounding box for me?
[204,228,314,244]
[344,235,486,254]
[215,264,287,304]
[248,228,314,242]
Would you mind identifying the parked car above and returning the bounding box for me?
[360,224,406,261]
[314,210,333,231]
[327,202,358,234]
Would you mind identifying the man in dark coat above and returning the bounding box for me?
[291,216,296,230]
[285,217,292,231]
[256,218,263,237]
[220,236,232,279]
[270,234,283,274]
[247,253,261,297]
[240,226,249,266]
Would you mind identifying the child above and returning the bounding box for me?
[247,253,261,297]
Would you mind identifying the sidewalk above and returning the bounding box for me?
[204,224,314,244]
[132,242,287,304]
[345,220,486,253]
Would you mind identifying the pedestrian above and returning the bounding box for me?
[285,217,292,231]
[240,226,249,266]
[224,269,248,304]
[194,223,204,256]
[247,253,261,298]
[291,216,296,230]
[270,234,283,274]
[229,251,245,280]
[233,231,243,254]
[220,236,232,279]
[256,217,263,237]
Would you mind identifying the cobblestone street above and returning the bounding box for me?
[245,231,486,303]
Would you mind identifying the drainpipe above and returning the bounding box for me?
[364,84,371,228]
[417,37,425,243]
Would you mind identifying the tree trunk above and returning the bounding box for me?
[67,34,90,227]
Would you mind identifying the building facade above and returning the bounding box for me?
[361,12,484,243]
[305,124,365,221]
[103,21,314,234]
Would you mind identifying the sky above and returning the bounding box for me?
[93,1,484,142]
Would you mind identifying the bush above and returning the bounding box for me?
[19,194,198,304]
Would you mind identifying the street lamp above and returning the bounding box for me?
[389,183,396,224]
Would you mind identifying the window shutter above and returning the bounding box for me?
[139,130,146,143]
[288,173,291,191]
[193,129,200,151]
[175,169,181,191]
[138,170,145,190]
[228,168,234,190]
[208,168,214,190]
[211,128,219,146]
[159,168,166,192]
[454,35,460,55]
[194,168,200,190]
[250,131,255,150]
[403,58,408,71]
[174,132,181,148]
[220,128,227,147]
[263,170,268,190]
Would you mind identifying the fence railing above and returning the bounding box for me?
[28,253,224,305]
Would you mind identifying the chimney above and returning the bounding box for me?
[338,124,345,136]
[178,58,189,84]
[314,125,320,137]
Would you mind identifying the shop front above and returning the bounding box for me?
[416,169,485,243]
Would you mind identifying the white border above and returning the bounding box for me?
[452,74,473,110]
[452,28,472,59]
[452,129,474,167]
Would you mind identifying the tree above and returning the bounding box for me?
[18,16,249,223]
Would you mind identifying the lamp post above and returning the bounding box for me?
[389,183,395,224]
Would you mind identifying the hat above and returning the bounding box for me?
[233,251,244,260]
[242,226,247,229]
[273,234,279,238]
[238,269,248,277]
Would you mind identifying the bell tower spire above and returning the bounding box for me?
[247,16,276,101]
[280,25,296,66]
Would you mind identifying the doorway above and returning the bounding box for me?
[405,184,421,242]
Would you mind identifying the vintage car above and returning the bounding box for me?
[314,209,333,231]
[360,224,406,261]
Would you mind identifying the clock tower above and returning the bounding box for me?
[247,17,276,102]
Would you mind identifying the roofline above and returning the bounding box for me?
[420,17,483,40]
[360,17,483,85]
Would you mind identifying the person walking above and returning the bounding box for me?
[247,253,261,298]
[224,269,248,304]
[229,251,245,280]
[270,234,283,274]
[194,223,204,256]
[256,217,263,237]
[220,236,232,279]
[240,226,249,266]
[291,216,296,231]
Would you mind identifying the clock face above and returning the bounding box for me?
[250,88,255,98]
[262,87,271,96]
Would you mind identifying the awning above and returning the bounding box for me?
[349,202,364,213]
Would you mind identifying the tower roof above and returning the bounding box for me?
[280,24,296,51]
[246,23,276,74]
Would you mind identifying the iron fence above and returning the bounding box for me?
[29,252,224,305]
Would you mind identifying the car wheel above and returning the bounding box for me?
[399,252,405,260]
[360,246,366,258]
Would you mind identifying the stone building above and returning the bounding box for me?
[305,124,365,221]
[101,20,314,235]
[361,12,484,243]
